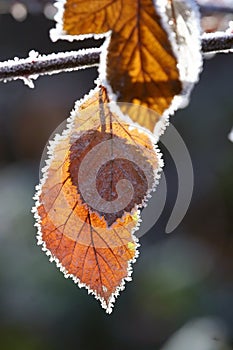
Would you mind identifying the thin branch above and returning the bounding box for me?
[0,48,101,85]
[202,32,233,53]
[0,33,232,84]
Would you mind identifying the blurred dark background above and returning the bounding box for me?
[0,1,232,349]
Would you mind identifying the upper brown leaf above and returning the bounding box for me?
[53,0,187,131]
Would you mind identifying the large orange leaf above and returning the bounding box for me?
[33,86,161,312]
[51,0,202,134]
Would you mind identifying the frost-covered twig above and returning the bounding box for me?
[0,48,101,86]
[202,32,233,53]
[0,33,232,84]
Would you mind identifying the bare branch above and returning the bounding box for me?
[202,32,233,53]
[0,33,232,84]
[0,48,101,84]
